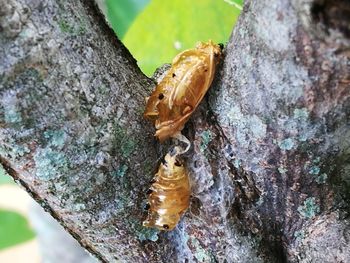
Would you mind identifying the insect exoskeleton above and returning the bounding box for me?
[144,40,222,142]
[143,147,190,231]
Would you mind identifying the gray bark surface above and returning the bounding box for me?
[1,0,349,262]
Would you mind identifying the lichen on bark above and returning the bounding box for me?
[0,0,160,261]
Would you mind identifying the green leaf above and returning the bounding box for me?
[123,0,242,76]
[106,0,150,38]
[0,210,35,250]
[0,165,13,185]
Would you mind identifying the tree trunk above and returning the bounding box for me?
[1,0,349,262]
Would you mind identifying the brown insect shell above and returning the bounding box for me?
[144,40,222,142]
[143,149,190,231]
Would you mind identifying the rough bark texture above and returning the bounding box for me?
[1,0,349,262]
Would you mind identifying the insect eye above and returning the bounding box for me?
[172,73,176,78]
[158,93,164,100]
[163,224,170,230]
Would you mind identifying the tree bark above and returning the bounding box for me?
[1,0,349,262]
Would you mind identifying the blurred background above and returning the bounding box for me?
[0,0,242,262]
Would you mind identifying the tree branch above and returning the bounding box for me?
[0,0,162,261]
[1,0,349,262]
[202,0,350,261]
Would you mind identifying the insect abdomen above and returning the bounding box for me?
[143,152,190,231]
